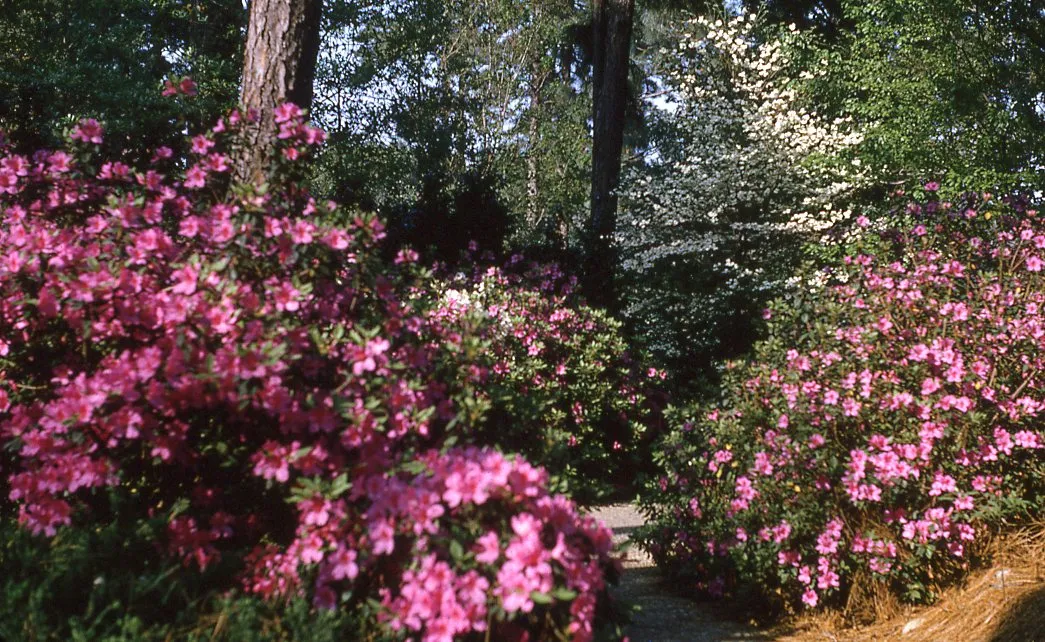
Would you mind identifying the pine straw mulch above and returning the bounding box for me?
[772,524,1045,642]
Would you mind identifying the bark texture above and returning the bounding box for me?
[586,0,634,309]
[234,0,322,186]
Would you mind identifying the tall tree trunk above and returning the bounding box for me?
[234,0,322,186]
[586,0,634,309]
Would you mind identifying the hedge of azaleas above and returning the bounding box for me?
[0,106,630,640]
[639,191,1045,614]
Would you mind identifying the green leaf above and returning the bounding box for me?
[449,540,464,561]
[168,498,190,519]
[401,460,428,475]
[530,591,553,605]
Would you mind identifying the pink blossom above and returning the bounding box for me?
[801,588,819,607]
[170,264,198,295]
[290,219,315,244]
[323,228,351,250]
[191,135,215,155]
[920,377,942,396]
[71,118,104,144]
[274,102,302,124]
[474,531,501,564]
[179,77,198,96]
[184,164,207,189]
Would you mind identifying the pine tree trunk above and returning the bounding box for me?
[234,0,322,186]
[586,0,634,309]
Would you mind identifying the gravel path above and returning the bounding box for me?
[591,504,766,642]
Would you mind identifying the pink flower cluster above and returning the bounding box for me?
[162,76,198,97]
[357,449,616,642]
[70,118,104,145]
[239,449,618,641]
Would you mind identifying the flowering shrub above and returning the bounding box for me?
[0,106,624,640]
[618,12,869,373]
[436,259,666,503]
[638,192,1045,615]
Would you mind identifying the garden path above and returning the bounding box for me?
[591,504,766,642]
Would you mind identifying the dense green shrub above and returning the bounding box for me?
[0,522,364,642]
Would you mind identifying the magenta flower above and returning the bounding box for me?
[170,264,199,295]
[71,118,104,144]
[183,164,207,189]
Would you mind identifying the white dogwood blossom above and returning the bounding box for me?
[618,12,871,362]
[621,13,866,270]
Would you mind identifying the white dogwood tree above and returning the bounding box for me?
[618,12,870,371]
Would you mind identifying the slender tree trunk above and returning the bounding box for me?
[526,71,550,228]
[234,0,322,186]
[586,0,634,309]
[526,106,541,227]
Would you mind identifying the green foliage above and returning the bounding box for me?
[0,0,242,155]
[811,0,1045,193]
[0,521,365,642]
[434,261,666,504]
[311,0,592,253]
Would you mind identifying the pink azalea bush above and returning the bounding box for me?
[639,191,1045,614]
[437,259,666,502]
[0,106,625,640]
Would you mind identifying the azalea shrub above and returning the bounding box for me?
[0,105,625,640]
[638,191,1045,616]
[437,259,666,503]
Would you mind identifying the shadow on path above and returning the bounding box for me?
[591,504,766,642]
